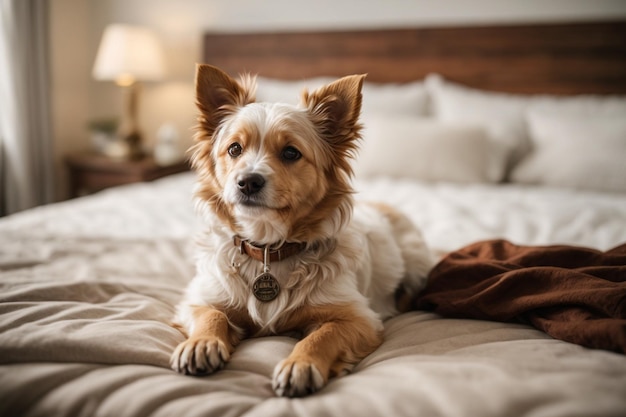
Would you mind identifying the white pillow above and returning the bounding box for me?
[425,73,532,169]
[255,76,429,117]
[531,94,626,117]
[255,76,335,105]
[354,117,509,183]
[511,111,626,192]
[361,80,429,116]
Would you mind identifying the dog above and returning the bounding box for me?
[170,64,433,397]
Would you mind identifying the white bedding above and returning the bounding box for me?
[1,172,626,417]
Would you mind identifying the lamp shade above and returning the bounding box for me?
[92,24,165,85]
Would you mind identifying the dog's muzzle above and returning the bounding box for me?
[237,173,265,196]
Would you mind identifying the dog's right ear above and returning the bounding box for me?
[195,64,256,137]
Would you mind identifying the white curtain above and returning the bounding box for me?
[0,0,54,216]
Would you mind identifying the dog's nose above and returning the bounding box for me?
[237,173,266,195]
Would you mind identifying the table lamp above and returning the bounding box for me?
[92,24,165,158]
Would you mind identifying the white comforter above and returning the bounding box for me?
[1,173,625,417]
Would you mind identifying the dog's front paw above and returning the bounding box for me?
[272,358,325,397]
[170,338,230,376]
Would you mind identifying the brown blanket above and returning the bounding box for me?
[415,240,626,354]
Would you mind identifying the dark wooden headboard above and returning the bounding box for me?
[203,21,626,95]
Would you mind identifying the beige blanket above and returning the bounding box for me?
[1,174,626,417]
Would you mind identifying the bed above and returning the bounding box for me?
[1,20,626,417]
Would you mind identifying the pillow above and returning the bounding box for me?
[425,74,532,169]
[255,76,429,117]
[354,117,509,183]
[530,94,626,117]
[511,111,626,192]
[361,80,429,116]
[255,76,334,105]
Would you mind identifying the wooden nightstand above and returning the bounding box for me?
[65,153,189,198]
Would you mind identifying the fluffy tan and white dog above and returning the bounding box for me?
[171,64,433,397]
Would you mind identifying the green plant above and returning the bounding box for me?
[87,118,118,134]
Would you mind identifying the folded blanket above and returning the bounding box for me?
[415,240,626,354]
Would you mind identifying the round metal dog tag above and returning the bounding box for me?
[252,272,280,302]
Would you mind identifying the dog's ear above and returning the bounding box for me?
[195,64,256,137]
[302,74,366,146]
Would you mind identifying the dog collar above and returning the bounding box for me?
[233,236,307,263]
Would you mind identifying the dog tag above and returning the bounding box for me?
[252,245,280,302]
[253,272,280,302]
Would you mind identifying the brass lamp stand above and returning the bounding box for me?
[118,82,143,159]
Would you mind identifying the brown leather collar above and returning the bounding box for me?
[233,236,307,263]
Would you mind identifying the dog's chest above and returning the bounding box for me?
[196,229,368,331]
[234,256,287,295]
[230,256,306,329]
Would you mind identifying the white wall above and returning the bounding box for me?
[50,0,626,199]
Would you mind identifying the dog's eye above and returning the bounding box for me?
[228,143,243,158]
[281,146,302,162]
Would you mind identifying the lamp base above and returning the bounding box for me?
[113,82,144,160]
[121,130,144,159]
[101,129,144,160]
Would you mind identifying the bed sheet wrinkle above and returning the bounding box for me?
[354,177,626,253]
[2,280,134,303]
[25,365,171,417]
[152,392,259,417]
[97,372,262,417]
[227,337,297,376]
[0,318,180,366]
[301,361,491,417]
[0,234,194,288]
[0,300,159,336]
[0,277,183,366]
[0,279,183,317]
[0,174,197,240]
[361,312,547,365]
[0,363,102,417]
[358,353,624,417]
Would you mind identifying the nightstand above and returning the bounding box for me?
[65,153,189,198]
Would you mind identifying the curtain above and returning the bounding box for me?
[0,0,54,216]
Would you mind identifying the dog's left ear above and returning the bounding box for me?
[302,74,366,146]
[195,64,256,138]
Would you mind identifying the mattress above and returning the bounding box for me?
[1,172,626,417]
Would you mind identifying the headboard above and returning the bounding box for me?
[202,20,626,95]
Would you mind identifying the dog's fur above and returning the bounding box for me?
[171,64,433,397]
